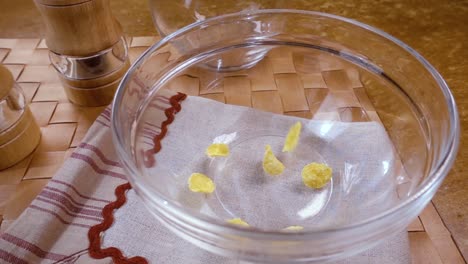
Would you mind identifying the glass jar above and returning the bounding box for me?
[149,0,296,36]
[149,1,298,71]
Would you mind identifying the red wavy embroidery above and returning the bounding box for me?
[143,92,187,167]
[88,92,187,264]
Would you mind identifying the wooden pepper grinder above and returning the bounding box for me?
[0,65,41,170]
[33,0,130,106]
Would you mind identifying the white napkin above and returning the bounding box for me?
[0,93,410,264]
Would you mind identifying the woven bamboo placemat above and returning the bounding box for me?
[0,37,464,264]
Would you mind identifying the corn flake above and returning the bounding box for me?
[302,163,332,189]
[263,145,285,176]
[283,225,304,231]
[283,121,302,152]
[206,143,230,157]
[227,218,249,227]
[188,173,216,193]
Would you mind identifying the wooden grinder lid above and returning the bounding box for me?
[0,64,14,100]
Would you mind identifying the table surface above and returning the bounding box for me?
[0,0,467,263]
[0,36,465,264]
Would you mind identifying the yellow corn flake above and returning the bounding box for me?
[227,218,249,227]
[283,225,304,231]
[302,163,332,189]
[188,173,215,193]
[283,121,302,152]
[206,143,230,157]
[262,145,285,176]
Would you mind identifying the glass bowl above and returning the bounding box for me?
[112,10,459,263]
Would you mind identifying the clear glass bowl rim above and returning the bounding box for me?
[111,9,460,240]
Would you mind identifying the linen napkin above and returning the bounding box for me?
[0,91,410,264]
